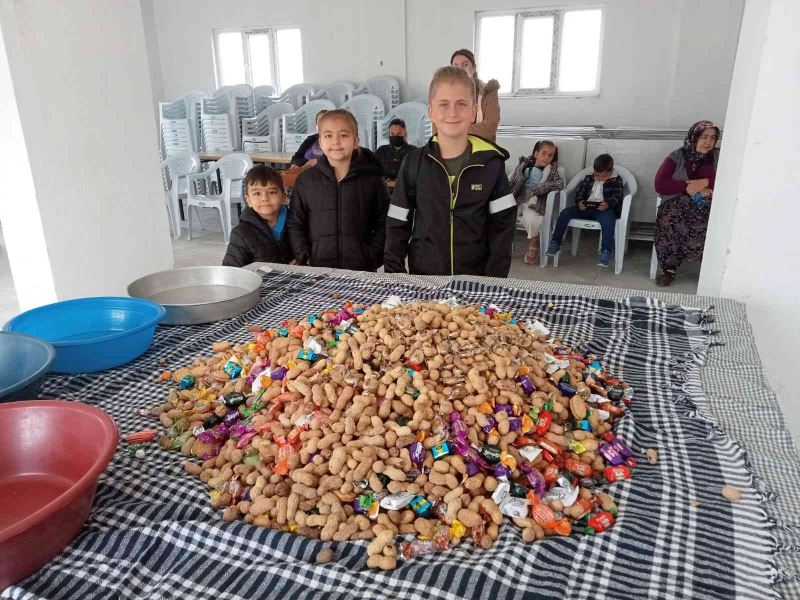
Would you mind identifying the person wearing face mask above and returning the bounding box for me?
[374,119,417,194]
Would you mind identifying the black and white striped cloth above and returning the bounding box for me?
[4,266,798,600]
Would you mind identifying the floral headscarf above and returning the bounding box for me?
[682,120,720,165]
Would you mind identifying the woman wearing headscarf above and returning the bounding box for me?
[450,49,501,141]
[653,120,720,287]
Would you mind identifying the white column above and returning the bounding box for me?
[0,0,173,311]
[699,0,800,414]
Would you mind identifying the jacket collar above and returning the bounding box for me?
[425,134,510,166]
[315,147,383,182]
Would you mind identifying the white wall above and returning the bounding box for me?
[149,0,742,129]
[0,0,173,307]
[698,0,800,426]
[153,0,405,102]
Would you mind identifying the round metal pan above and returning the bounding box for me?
[127,266,263,325]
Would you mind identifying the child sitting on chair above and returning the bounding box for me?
[222,165,295,267]
[509,140,564,265]
[546,154,623,268]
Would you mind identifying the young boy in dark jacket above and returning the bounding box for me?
[222,165,295,267]
[287,109,390,271]
[384,67,515,277]
[546,154,624,268]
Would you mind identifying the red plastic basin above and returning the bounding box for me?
[0,400,117,589]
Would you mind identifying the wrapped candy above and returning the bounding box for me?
[517,374,535,395]
[449,411,468,444]
[270,366,288,381]
[408,433,425,466]
[400,526,449,559]
[179,374,196,390]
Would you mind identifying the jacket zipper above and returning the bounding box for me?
[429,155,481,275]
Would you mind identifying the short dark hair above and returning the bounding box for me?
[593,154,614,173]
[388,118,406,130]
[244,165,284,196]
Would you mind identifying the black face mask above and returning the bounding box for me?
[389,136,406,148]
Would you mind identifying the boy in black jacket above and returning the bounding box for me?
[384,67,515,277]
[546,154,624,268]
[222,165,295,267]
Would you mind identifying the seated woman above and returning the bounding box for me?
[509,140,564,264]
[289,109,329,167]
[653,120,719,286]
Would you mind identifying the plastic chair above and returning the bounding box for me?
[276,83,317,110]
[200,94,236,152]
[650,196,662,279]
[311,81,355,107]
[376,102,431,148]
[340,94,385,151]
[354,76,400,114]
[241,102,294,152]
[161,153,201,239]
[177,91,210,151]
[185,153,253,242]
[253,85,277,113]
[551,166,638,274]
[280,99,336,152]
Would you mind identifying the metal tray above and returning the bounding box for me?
[127,266,263,325]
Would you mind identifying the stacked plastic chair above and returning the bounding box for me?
[254,85,277,114]
[310,81,355,107]
[354,76,400,114]
[340,94,385,151]
[276,83,316,110]
[280,99,336,154]
[159,100,194,158]
[376,102,431,148]
[200,94,236,153]
[241,102,295,152]
[176,90,209,151]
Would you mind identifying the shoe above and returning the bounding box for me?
[523,235,540,265]
[597,250,612,268]
[546,240,561,256]
[656,270,676,287]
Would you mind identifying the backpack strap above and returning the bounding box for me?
[405,148,424,202]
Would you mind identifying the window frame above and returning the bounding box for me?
[212,25,302,93]
[474,4,604,98]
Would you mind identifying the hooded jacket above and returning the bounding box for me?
[287,148,390,271]
[384,135,515,277]
[222,206,294,267]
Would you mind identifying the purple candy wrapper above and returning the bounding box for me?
[409,441,425,466]
[518,375,535,395]
[481,415,497,434]
[494,463,511,478]
[507,417,522,431]
[270,366,287,381]
[223,411,241,427]
[494,403,513,416]
[520,463,547,497]
[599,441,625,466]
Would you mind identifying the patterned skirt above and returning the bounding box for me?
[654,196,710,270]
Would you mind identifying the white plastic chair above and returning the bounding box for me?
[376,102,431,147]
[276,83,316,110]
[340,94,385,151]
[354,76,400,114]
[280,99,336,152]
[513,166,566,267]
[311,81,355,107]
[177,90,209,151]
[650,196,662,279]
[253,85,276,114]
[161,153,201,239]
[185,153,253,242]
[241,102,294,152]
[200,94,236,152]
[551,166,638,274]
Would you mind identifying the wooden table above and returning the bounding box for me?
[199,151,293,165]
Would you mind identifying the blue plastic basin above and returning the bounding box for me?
[0,332,56,402]
[3,297,165,374]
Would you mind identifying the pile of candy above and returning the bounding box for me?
[150,299,636,569]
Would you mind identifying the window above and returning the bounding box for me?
[475,6,603,96]
[213,27,303,92]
